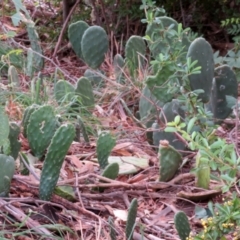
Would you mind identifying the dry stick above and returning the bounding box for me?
[0,199,53,237]
[52,0,81,59]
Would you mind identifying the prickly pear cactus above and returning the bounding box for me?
[187,37,214,103]
[54,80,75,105]
[125,35,146,76]
[0,107,10,153]
[113,54,125,83]
[210,65,238,120]
[27,105,58,158]
[76,116,89,143]
[81,26,109,69]
[68,20,89,60]
[22,104,39,137]
[98,162,119,192]
[8,65,20,91]
[108,216,116,240]
[39,123,75,201]
[8,122,21,160]
[0,154,15,197]
[159,140,182,182]
[125,198,138,240]
[196,152,210,189]
[84,69,103,86]
[97,132,116,169]
[26,25,44,72]
[75,77,95,108]
[174,211,191,240]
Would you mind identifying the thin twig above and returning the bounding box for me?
[52,0,81,59]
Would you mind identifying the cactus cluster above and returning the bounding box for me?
[54,77,95,110]
[68,21,108,69]
[22,104,75,200]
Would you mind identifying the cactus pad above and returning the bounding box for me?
[196,153,210,189]
[113,54,125,83]
[187,37,214,103]
[75,77,95,108]
[84,69,103,86]
[125,35,146,76]
[174,211,191,240]
[0,154,15,197]
[9,122,21,160]
[159,140,182,182]
[97,132,116,169]
[210,65,238,120]
[68,20,89,59]
[39,123,75,200]
[125,198,138,240]
[22,104,39,137]
[81,26,109,69]
[54,80,75,105]
[8,65,20,90]
[27,105,58,158]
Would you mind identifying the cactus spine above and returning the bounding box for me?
[39,123,75,200]
[125,198,138,240]
[174,211,191,240]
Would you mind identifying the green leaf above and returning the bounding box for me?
[174,115,180,125]
[187,117,197,133]
[164,127,177,132]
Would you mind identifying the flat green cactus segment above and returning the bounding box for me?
[145,67,174,103]
[22,104,39,137]
[108,216,116,240]
[84,69,103,85]
[27,105,58,158]
[81,26,109,69]
[196,153,210,189]
[75,77,95,108]
[68,20,89,60]
[113,54,125,83]
[54,185,76,202]
[8,65,20,90]
[125,35,146,74]
[187,37,214,103]
[26,25,44,72]
[97,132,116,169]
[146,17,178,57]
[159,140,182,182]
[174,211,191,240]
[0,154,15,197]
[97,162,119,192]
[210,65,238,120]
[125,198,138,240]
[54,80,75,104]
[39,123,75,201]
[77,116,89,143]
[102,162,119,180]
[0,107,10,152]
[152,122,185,151]
[9,122,21,160]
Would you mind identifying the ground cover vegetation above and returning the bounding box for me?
[1,0,240,239]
